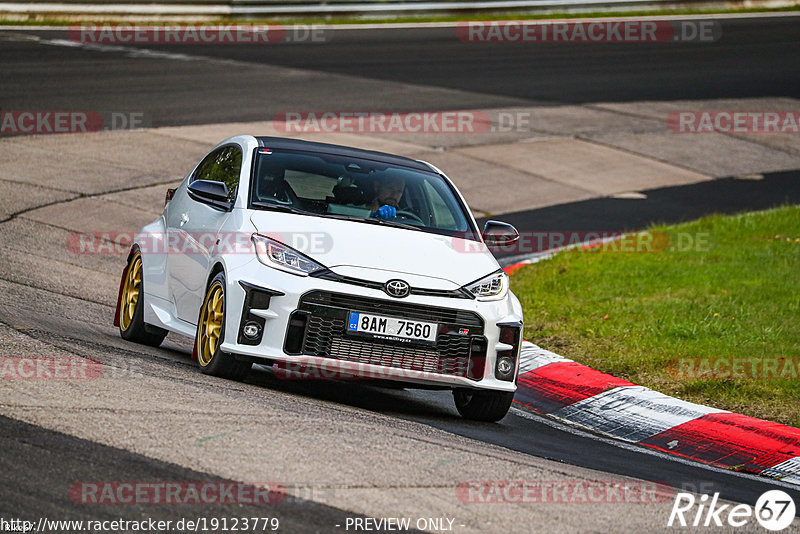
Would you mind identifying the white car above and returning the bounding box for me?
[115,136,523,421]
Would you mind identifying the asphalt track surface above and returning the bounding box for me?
[0,17,798,125]
[2,15,800,531]
[1,415,395,531]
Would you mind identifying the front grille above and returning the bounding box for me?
[329,337,472,376]
[286,291,486,380]
[300,291,483,328]
[304,315,346,356]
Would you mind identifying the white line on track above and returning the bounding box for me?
[30,35,256,65]
[1,11,799,32]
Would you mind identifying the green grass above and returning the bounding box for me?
[511,206,800,427]
[1,4,798,26]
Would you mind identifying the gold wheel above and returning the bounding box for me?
[120,253,143,332]
[198,280,224,367]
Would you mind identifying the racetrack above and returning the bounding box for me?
[1,15,800,532]
[2,16,800,123]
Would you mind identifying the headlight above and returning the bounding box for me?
[252,234,325,276]
[463,270,509,301]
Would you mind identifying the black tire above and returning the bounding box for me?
[119,247,167,347]
[196,272,251,381]
[453,388,514,422]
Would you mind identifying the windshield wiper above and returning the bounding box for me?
[252,203,424,232]
[364,217,414,229]
[334,214,424,232]
[251,200,307,214]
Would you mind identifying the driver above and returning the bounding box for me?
[368,174,405,220]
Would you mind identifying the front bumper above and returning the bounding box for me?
[219,260,523,392]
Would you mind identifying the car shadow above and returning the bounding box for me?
[244,363,462,419]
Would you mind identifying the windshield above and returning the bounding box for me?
[249,148,479,240]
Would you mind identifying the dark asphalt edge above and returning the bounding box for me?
[0,414,424,534]
[483,169,800,266]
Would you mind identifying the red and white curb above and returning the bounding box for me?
[514,341,800,486]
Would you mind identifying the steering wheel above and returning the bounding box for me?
[395,209,424,225]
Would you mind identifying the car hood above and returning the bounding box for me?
[249,211,498,288]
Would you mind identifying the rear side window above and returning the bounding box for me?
[192,145,242,202]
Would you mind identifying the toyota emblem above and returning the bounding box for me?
[384,279,410,298]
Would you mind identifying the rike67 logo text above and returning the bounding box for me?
[668,490,796,531]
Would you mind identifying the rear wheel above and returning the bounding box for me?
[453,388,514,422]
[119,248,167,347]
[196,272,251,381]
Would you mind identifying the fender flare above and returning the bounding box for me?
[113,246,137,327]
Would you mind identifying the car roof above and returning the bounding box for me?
[255,136,432,172]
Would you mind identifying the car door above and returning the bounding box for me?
[167,144,243,323]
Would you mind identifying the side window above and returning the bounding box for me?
[192,146,242,203]
[422,179,457,229]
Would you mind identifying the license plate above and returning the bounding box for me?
[347,312,437,344]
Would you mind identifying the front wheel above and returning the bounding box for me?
[196,272,251,381]
[453,388,514,422]
[119,248,167,347]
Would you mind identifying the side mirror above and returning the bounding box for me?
[187,180,233,211]
[482,220,520,247]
